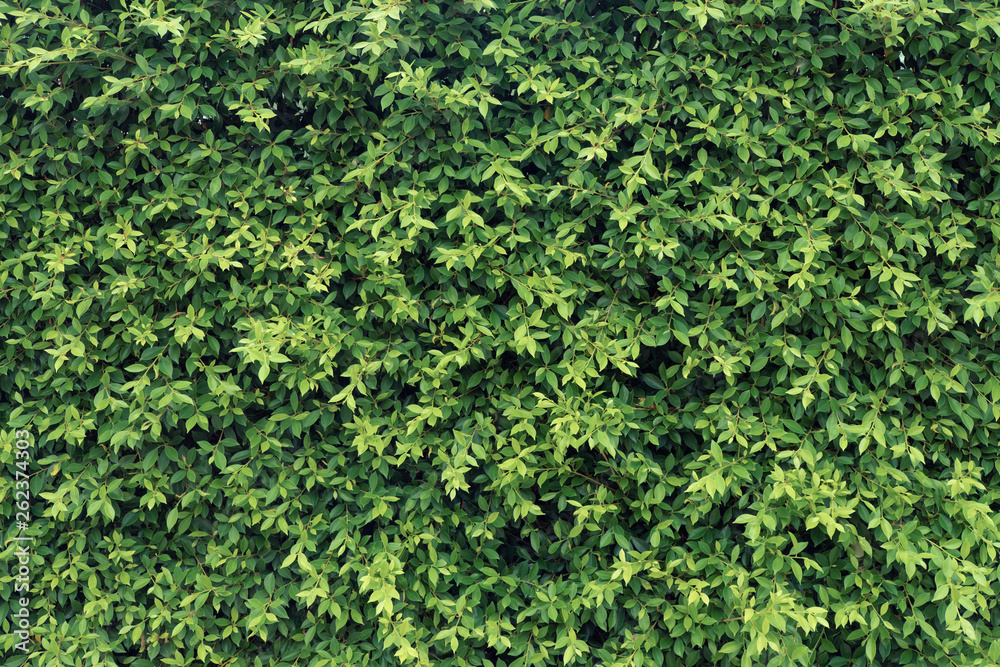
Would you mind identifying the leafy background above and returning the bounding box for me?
[2,0,1000,665]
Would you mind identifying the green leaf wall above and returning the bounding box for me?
[2,0,1000,665]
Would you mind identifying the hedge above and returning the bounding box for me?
[2,0,1000,666]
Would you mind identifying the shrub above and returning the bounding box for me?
[2,0,1000,666]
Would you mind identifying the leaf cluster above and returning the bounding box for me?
[3,0,1000,666]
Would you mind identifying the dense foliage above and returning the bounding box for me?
[3,0,1000,665]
